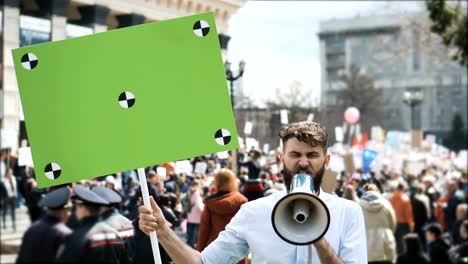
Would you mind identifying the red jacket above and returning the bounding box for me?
[197,191,248,264]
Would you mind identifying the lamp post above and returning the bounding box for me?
[224,60,246,108]
[403,87,424,130]
[224,60,245,177]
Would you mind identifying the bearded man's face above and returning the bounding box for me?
[281,138,329,193]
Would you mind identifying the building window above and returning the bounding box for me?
[326,37,345,50]
[412,30,421,72]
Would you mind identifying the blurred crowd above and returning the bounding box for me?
[1,144,467,264]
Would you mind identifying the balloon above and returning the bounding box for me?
[362,149,378,173]
[344,107,360,124]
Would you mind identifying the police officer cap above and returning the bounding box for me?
[91,186,122,204]
[72,185,109,206]
[40,187,72,209]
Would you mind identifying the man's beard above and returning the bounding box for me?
[283,162,326,194]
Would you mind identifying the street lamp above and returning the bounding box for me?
[224,60,245,178]
[403,87,424,130]
[225,60,246,108]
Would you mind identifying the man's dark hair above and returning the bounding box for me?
[403,233,425,256]
[82,203,101,215]
[147,170,157,179]
[425,223,443,238]
[279,121,328,153]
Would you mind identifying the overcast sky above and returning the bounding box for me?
[227,1,425,106]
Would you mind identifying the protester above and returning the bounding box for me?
[449,220,468,264]
[359,184,397,264]
[390,182,414,255]
[139,121,367,263]
[452,203,467,245]
[410,184,429,245]
[396,233,430,264]
[23,178,44,223]
[2,168,17,231]
[186,179,204,248]
[197,169,248,264]
[350,173,364,198]
[425,223,451,264]
[342,184,359,202]
[16,187,73,263]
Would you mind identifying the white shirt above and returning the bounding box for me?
[201,189,367,264]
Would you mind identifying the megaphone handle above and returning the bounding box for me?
[308,244,313,264]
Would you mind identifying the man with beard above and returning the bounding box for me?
[138,122,367,263]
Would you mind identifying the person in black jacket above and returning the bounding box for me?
[425,223,450,264]
[57,185,128,263]
[16,187,73,263]
[410,185,428,245]
[396,233,430,264]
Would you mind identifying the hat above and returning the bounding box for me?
[40,187,72,210]
[72,185,109,206]
[91,186,122,204]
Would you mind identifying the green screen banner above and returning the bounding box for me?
[13,12,238,188]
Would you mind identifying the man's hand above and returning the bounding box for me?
[138,196,167,236]
[138,196,203,264]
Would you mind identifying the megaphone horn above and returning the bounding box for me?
[271,173,330,245]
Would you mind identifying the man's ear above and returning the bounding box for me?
[278,151,284,163]
[324,153,331,169]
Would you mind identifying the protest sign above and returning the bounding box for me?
[244,121,253,135]
[411,130,423,149]
[194,161,208,174]
[18,147,34,167]
[174,160,193,175]
[13,13,238,188]
[280,109,288,125]
[343,154,355,175]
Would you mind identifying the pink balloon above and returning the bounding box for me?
[344,107,360,124]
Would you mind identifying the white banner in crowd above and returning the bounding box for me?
[263,144,270,153]
[246,137,259,150]
[18,147,34,167]
[244,121,253,135]
[371,126,383,141]
[454,150,468,170]
[328,154,345,174]
[217,151,229,159]
[271,164,279,174]
[238,137,245,149]
[425,134,436,145]
[194,162,208,174]
[174,160,193,175]
[280,109,288,125]
[335,127,344,142]
[1,129,19,149]
[156,167,167,177]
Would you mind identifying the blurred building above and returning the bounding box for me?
[318,13,468,139]
[1,0,246,154]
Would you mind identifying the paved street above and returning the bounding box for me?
[1,206,30,264]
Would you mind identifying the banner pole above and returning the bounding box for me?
[137,168,162,264]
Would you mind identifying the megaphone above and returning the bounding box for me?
[271,173,330,245]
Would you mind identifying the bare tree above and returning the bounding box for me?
[336,65,384,131]
[266,80,321,123]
